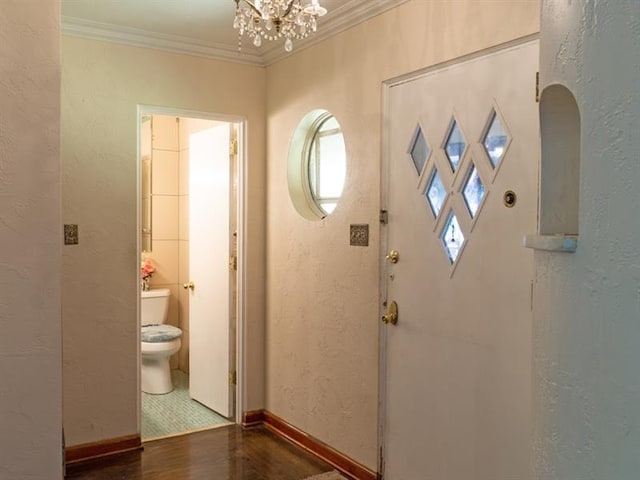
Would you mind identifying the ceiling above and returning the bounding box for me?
[61,0,409,66]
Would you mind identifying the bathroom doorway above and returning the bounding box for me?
[137,107,245,441]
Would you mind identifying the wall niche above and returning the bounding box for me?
[524,84,581,252]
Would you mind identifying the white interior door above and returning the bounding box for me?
[189,122,231,417]
[382,41,539,479]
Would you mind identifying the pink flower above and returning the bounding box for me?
[140,259,156,280]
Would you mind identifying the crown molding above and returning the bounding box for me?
[261,0,412,65]
[61,0,411,67]
[61,16,265,66]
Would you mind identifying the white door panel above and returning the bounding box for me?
[189,123,231,418]
[382,41,539,479]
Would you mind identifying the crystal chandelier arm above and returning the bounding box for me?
[281,0,297,18]
[236,0,263,17]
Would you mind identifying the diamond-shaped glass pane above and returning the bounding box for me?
[462,164,485,218]
[409,126,430,175]
[444,120,466,171]
[483,110,509,167]
[425,168,446,217]
[440,211,464,264]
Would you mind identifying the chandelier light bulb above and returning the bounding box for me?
[303,0,327,17]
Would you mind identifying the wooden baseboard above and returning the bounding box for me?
[242,409,265,428]
[262,410,377,480]
[65,434,142,465]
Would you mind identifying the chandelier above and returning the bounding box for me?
[233,0,328,52]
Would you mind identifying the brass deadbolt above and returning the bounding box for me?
[503,190,517,208]
[386,250,399,263]
[382,301,399,325]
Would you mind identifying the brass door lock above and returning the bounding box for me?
[386,250,399,263]
[382,301,399,325]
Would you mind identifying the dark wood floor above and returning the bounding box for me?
[65,425,334,479]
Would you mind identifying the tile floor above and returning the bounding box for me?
[142,369,231,441]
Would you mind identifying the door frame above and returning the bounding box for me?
[377,34,539,476]
[136,104,247,429]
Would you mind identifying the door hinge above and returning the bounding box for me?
[229,371,237,386]
[229,255,237,271]
[230,139,238,156]
[379,209,388,225]
[530,280,534,312]
[535,71,540,103]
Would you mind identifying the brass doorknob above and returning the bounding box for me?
[382,301,398,325]
[386,250,399,263]
[183,281,195,291]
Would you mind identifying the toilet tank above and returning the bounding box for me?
[140,288,170,326]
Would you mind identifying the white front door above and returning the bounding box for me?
[381,41,539,479]
[189,122,232,417]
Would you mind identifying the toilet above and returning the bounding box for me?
[140,288,182,394]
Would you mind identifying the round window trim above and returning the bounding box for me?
[287,109,346,220]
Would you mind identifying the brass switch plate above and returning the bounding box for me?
[350,224,369,247]
[64,224,79,245]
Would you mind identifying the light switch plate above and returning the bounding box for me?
[350,224,369,247]
[64,224,78,245]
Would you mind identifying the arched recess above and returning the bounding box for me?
[539,84,581,235]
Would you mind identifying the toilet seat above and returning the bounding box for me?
[141,324,182,343]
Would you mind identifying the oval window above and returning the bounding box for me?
[307,113,346,215]
[288,110,347,220]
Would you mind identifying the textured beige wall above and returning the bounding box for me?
[0,1,62,477]
[62,37,266,446]
[534,1,640,478]
[265,0,539,470]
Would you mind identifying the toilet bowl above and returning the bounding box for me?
[141,288,182,394]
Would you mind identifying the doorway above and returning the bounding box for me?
[379,39,539,478]
[137,107,246,441]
